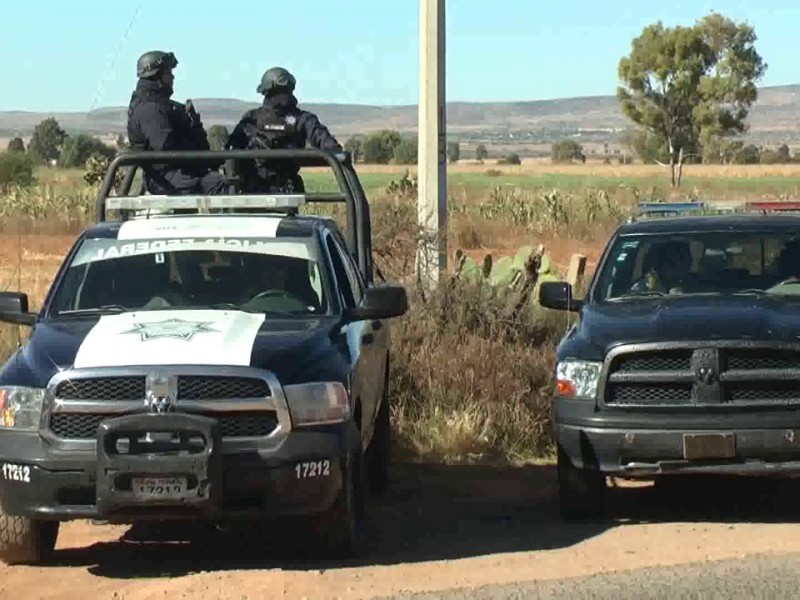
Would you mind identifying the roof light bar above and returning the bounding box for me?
[637,202,706,217]
[105,194,306,213]
[744,201,800,213]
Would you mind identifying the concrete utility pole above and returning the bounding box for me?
[416,0,447,292]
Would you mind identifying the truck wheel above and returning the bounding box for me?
[0,507,59,565]
[557,443,606,520]
[313,447,367,558]
[366,380,391,495]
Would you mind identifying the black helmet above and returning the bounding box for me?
[137,51,178,79]
[256,67,296,95]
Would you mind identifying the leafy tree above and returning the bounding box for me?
[551,140,585,163]
[28,117,67,164]
[392,136,418,165]
[344,136,363,163]
[207,125,230,151]
[0,152,35,190]
[475,144,489,162]
[58,133,116,168]
[362,129,401,164]
[447,142,460,163]
[115,133,127,150]
[616,12,767,187]
[6,137,25,153]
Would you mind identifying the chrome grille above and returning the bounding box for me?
[604,344,800,406]
[53,375,270,401]
[43,367,288,446]
[49,412,278,439]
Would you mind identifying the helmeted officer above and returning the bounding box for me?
[127,50,227,196]
[227,67,343,193]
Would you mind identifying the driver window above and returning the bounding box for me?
[325,235,356,309]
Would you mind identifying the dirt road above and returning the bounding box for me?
[4,463,800,599]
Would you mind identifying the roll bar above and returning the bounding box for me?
[94,148,374,284]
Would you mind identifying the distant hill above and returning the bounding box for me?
[2,84,800,144]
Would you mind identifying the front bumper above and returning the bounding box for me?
[0,412,355,522]
[554,398,800,477]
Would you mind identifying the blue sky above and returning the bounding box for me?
[2,0,798,112]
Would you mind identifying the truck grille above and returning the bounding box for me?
[47,373,277,441]
[605,346,800,406]
[54,375,270,401]
[49,412,278,440]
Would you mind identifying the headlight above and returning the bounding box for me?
[555,360,602,399]
[283,382,350,427]
[0,387,46,430]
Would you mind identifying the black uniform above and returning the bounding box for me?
[227,92,342,193]
[127,78,226,195]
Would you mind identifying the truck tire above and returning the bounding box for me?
[557,443,606,520]
[366,377,391,495]
[312,446,367,558]
[0,507,59,565]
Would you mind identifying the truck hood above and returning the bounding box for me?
[576,295,800,353]
[2,309,346,388]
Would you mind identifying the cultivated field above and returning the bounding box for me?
[5,160,800,463]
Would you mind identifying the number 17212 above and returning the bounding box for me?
[295,460,331,479]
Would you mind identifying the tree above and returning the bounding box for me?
[392,136,418,165]
[497,153,521,165]
[27,117,67,164]
[115,133,127,150]
[0,152,35,190]
[7,137,25,153]
[551,140,585,163]
[616,12,767,187]
[207,125,230,151]
[344,136,363,162]
[58,133,116,168]
[361,130,401,164]
[447,142,460,163]
[475,144,489,162]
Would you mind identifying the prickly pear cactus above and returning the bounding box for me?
[83,153,123,189]
[451,243,561,306]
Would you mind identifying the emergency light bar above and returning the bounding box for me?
[744,201,800,213]
[637,202,706,217]
[105,194,306,213]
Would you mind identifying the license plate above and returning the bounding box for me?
[131,476,188,500]
[682,433,736,460]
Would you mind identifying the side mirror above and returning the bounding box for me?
[0,292,36,326]
[538,281,583,312]
[348,284,409,321]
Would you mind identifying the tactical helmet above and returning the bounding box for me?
[137,51,178,79]
[257,67,296,95]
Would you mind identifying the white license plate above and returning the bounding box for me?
[131,476,187,500]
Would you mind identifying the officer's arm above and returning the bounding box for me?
[137,103,179,151]
[227,112,257,149]
[299,112,343,151]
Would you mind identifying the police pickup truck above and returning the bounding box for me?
[0,149,408,562]
[540,200,800,518]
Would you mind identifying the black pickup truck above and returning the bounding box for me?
[0,149,408,562]
[540,208,800,518]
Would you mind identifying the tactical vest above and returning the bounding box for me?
[247,107,307,150]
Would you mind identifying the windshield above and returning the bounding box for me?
[48,236,329,317]
[593,230,800,302]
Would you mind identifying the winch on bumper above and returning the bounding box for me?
[0,366,355,523]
